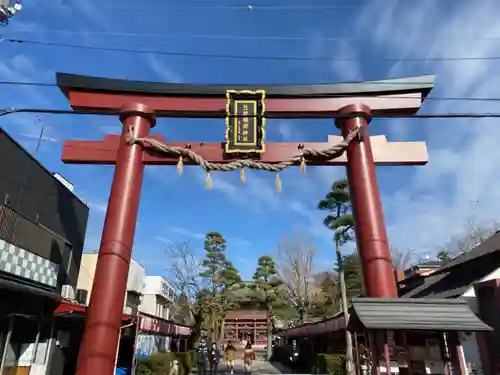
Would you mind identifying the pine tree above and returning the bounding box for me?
[250,255,286,358]
[318,178,359,375]
[318,178,355,245]
[335,252,363,300]
[199,232,242,343]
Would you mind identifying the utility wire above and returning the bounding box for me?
[8,29,500,42]
[6,38,500,61]
[25,2,496,11]
[3,80,500,102]
[2,107,500,119]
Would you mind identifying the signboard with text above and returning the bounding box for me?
[225,89,265,153]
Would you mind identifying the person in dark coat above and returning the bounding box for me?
[197,338,210,375]
[209,342,221,375]
[289,340,300,373]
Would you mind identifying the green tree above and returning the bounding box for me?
[200,232,228,296]
[318,178,354,245]
[309,271,339,317]
[436,250,452,263]
[335,252,363,300]
[249,255,287,358]
[318,178,363,299]
[216,259,242,343]
[318,178,359,375]
[199,232,242,343]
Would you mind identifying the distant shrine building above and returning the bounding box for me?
[223,310,269,346]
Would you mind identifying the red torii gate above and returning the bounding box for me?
[56,72,434,375]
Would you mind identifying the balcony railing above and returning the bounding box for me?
[0,204,73,289]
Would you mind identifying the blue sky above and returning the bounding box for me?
[1,0,500,279]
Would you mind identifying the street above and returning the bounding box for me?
[212,359,284,375]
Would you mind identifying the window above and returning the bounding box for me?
[126,291,140,309]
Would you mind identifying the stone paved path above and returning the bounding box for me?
[221,359,284,374]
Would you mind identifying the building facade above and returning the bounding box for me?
[140,276,174,320]
[223,310,269,346]
[76,255,192,366]
[76,252,146,314]
[396,237,500,375]
[0,129,90,375]
[135,276,192,357]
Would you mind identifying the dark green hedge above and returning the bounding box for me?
[271,345,346,375]
[311,354,346,375]
[136,351,195,375]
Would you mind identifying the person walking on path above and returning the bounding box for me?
[224,340,237,375]
[242,342,256,375]
[197,338,210,375]
[209,342,221,375]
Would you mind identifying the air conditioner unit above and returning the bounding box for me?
[61,285,75,300]
[75,288,88,305]
[124,306,134,315]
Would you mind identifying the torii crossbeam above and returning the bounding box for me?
[56,72,434,375]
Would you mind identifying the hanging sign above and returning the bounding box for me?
[225,89,265,153]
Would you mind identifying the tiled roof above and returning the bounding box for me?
[433,231,500,274]
[225,310,268,320]
[401,244,500,299]
[348,298,492,332]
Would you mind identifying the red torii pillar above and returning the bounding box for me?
[56,72,433,375]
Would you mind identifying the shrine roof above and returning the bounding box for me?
[225,310,268,320]
[348,298,492,332]
[56,72,435,99]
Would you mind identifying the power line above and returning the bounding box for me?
[3,80,500,102]
[10,5,443,11]
[2,107,500,119]
[6,38,500,61]
[8,29,500,42]
[25,2,497,11]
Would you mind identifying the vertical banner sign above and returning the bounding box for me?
[225,89,266,153]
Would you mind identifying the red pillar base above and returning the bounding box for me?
[76,103,156,375]
[336,103,398,298]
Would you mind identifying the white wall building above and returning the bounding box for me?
[139,276,175,320]
[458,267,500,375]
[398,237,500,375]
[76,252,146,314]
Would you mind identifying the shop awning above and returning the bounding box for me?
[347,298,492,332]
[0,277,61,301]
[55,300,132,321]
[139,315,192,337]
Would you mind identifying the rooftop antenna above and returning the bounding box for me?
[34,117,45,154]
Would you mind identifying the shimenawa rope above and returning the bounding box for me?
[126,127,361,193]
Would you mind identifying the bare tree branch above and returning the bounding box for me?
[164,240,205,311]
[390,246,417,271]
[275,230,317,318]
[442,217,500,255]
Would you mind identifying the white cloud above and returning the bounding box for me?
[0,55,52,106]
[166,226,206,240]
[86,198,108,214]
[351,0,500,254]
[67,0,112,31]
[156,226,251,248]
[197,0,500,260]
[19,133,61,143]
[145,54,183,83]
[0,54,56,142]
[330,40,363,81]
[193,169,281,213]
